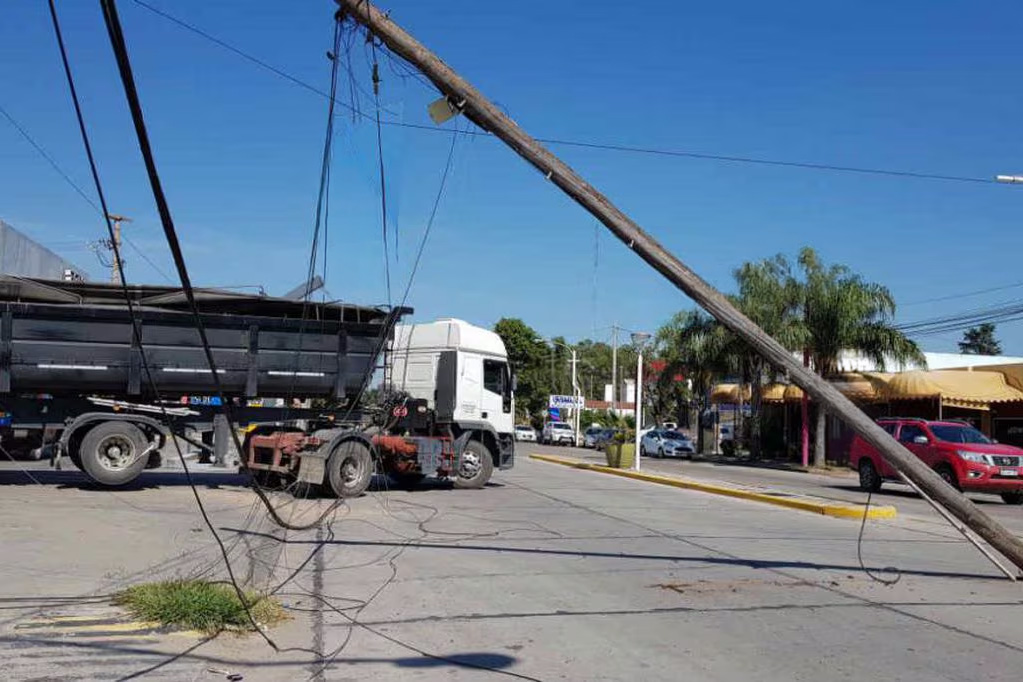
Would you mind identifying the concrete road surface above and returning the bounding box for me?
[531,442,1023,535]
[1,455,1023,681]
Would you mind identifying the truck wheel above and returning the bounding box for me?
[454,440,494,489]
[77,421,150,486]
[1001,492,1023,506]
[858,459,882,493]
[326,440,373,498]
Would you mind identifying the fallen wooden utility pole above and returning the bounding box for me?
[336,0,1023,574]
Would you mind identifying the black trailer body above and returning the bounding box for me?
[0,276,405,400]
[0,276,410,486]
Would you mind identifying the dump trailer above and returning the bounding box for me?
[0,276,513,493]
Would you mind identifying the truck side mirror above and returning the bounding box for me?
[511,373,518,392]
[912,435,929,445]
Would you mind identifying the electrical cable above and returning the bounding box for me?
[128,0,1013,188]
[96,0,339,533]
[0,102,101,213]
[1,101,173,285]
[50,0,282,649]
[856,489,902,586]
[370,38,393,304]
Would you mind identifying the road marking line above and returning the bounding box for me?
[529,453,897,520]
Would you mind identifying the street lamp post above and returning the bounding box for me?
[631,331,651,471]
[537,337,581,446]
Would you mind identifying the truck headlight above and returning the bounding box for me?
[956,451,988,464]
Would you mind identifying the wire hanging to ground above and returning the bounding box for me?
[369,37,393,305]
[96,0,340,535]
[50,0,282,649]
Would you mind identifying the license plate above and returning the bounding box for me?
[1000,468,1019,477]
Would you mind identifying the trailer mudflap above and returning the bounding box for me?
[297,451,326,484]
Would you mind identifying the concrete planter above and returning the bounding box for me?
[604,443,635,469]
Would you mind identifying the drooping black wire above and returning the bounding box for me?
[50,0,281,650]
[0,102,101,212]
[129,0,1009,188]
[397,122,459,310]
[369,39,393,305]
[96,0,337,536]
[856,489,902,586]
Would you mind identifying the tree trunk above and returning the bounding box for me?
[750,370,763,460]
[813,405,827,468]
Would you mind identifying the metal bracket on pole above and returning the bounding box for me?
[897,472,1017,581]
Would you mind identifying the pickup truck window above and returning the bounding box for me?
[898,424,926,443]
[930,424,991,444]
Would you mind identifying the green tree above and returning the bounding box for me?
[656,310,731,453]
[731,255,805,458]
[796,247,925,467]
[958,323,1001,356]
[493,318,549,425]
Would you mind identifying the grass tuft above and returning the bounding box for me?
[114,580,286,634]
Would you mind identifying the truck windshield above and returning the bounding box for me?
[552,423,572,430]
[930,424,991,444]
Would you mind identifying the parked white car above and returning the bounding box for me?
[542,421,576,446]
[641,429,695,459]
[514,425,537,442]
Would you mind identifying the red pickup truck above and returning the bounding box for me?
[849,418,1023,505]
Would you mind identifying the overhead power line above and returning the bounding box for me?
[902,280,1023,307]
[130,0,1012,187]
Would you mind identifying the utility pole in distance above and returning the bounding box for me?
[106,213,132,284]
[336,0,1023,573]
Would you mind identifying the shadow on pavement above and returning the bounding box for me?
[225,526,998,581]
[0,468,249,491]
[825,483,1007,506]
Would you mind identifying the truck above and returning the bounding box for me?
[0,276,514,495]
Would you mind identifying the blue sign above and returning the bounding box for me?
[548,407,561,420]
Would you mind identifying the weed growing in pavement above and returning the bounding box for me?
[115,580,286,634]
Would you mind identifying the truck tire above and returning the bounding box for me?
[77,421,150,487]
[1001,492,1023,506]
[858,459,882,493]
[326,440,373,498]
[454,440,494,489]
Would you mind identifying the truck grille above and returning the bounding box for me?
[991,456,1022,467]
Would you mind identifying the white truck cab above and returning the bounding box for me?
[389,319,515,471]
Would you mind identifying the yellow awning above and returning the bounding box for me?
[761,383,787,403]
[882,370,1023,409]
[710,383,751,403]
[783,384,804,402]
[831,372,892,402]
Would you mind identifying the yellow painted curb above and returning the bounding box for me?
[529,454,896,520]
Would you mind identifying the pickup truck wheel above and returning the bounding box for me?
[326,440,373,498]
[1001,492,1023,505]
[454,440,494,489]
[858,459,882,493]
[77,421,150,487]
[935,464,960,491]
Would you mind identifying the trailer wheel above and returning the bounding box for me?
[77,421,150,486]
[326,440,373,498]
[454,440,494,489]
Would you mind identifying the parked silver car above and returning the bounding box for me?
[582,426,605,448]
[640,430,695,459]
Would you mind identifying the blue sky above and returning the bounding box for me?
[2,0,1022,353]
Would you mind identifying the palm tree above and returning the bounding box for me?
[656,310,730,454]
[796,247,925,467]
[731,256,804,458]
